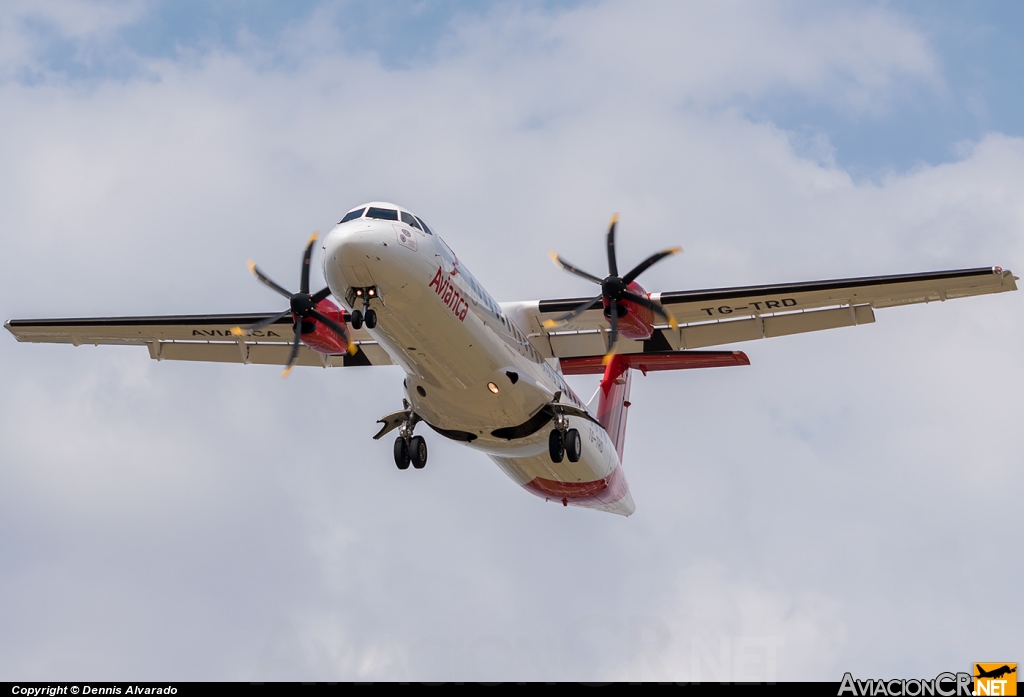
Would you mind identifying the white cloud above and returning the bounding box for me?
[0,0,150,79]
[0,0,1019,681]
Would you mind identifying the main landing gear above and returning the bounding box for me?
[393,414,428,470]
[548,409,581,464]
[394,434,427,470]
[350,287,378,330]
[373,401,428,470]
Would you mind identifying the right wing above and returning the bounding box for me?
[4,313,393,368]
[505,266,1018,359]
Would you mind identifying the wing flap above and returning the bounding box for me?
[149,341,390,367]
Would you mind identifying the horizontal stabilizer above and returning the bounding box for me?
[561,350,749,375]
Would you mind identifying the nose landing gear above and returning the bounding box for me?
[350,287,378,330]
[548,409,581,464]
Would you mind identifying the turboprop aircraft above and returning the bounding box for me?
[6,202,1018,515]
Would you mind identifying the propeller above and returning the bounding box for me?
[232,232,356,378]
[547,214,680,362]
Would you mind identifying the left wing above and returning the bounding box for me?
[505,266,1018,359]
[4,313,393,367]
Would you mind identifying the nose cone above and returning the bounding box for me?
[322,221,391,298]
[323,221,388,265]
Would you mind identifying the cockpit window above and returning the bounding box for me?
[339,208,365,223]
[400,211,422,230]
[366,207,399,221]
[414,216,433,235]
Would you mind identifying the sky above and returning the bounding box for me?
[0,0,1021,682]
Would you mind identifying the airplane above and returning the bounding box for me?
[5,201,1018,516]
[975,665,1016,680]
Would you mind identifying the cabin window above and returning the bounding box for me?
[366,207,399,221]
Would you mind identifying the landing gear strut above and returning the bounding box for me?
[548,409,581,464]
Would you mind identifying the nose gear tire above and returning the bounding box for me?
[351,310,363,330]
[364,308,377,329]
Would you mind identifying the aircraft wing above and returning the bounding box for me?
[4,313,394,368]
[504,266,1018,359]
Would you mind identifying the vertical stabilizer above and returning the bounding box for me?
[596,354,632,461]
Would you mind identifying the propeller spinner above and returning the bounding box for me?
[547,214,680,362]
[232,232,356,378]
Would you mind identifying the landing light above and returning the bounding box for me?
[487,382,500,394]
[368,288,376,296]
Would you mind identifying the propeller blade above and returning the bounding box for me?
[230,309,292,336]
[300,231,319,294]
[603,297,619,364]
[541,295,603,328]
[621,247,682,285]
[622,290,679,329]
[606,213,619,277]
[549,251,603,285]
[281,322,303,379]
[248,260,294,300]
[311,286,333,303]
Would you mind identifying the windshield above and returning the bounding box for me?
[400,211,422,230]
[339,208,364,223]
[414,216,434,235]
[366,207,399,221]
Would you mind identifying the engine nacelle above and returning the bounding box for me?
[602,281,655,340]
[298,297,350,354]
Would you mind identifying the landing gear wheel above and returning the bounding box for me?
[410,435,428,469]
[364,308,378,329]
[350,310,363,330]
[548,429,565,463]
[565,428,582,463]
[394,437,410,470]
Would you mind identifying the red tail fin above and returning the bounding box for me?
[596,354,632,462]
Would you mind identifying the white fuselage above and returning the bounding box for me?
[321,209,635,515]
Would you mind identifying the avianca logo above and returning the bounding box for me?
[429,267,469,321]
